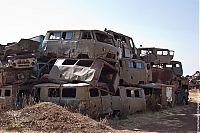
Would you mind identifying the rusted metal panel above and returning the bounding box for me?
[5,39,40,56]
[152,67,173,84]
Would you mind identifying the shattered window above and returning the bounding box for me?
[48,88,60,97]
[82,31,92,39]
[62,88,76,98]
[62,31,73,40]
[62,59,77,65]
[90,88,99,97]
[49,32,61,40]
[100,90,108,96]
[5,90,11,97]
[76,60,93,67]
[95,32,113,45]
[166,64,172,68]
[126,89,131,97]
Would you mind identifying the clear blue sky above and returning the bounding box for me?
[0,0,198,75]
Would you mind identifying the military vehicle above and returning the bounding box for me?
[163,60,183,77]
[42,30,118,62]
[138,47,174,65]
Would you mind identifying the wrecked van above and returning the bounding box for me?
[33,83,112,118]
[138,47,174,65]
[42,30,118,62]
[112,86,146,117]
[44,58,119,94]
[119,58,148,85]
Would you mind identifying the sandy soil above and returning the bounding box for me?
[109,89,200,132]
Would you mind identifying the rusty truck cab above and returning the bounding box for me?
[119,58,148,85]
[138,47,174,65]
[163,60,183,77]
[42,30,118,62]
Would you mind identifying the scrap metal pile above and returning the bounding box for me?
[0,29,190,118]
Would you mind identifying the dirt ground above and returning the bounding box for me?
[109,89,200,132]
[0,89,199,133]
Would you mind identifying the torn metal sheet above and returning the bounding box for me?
[44,58,119,93]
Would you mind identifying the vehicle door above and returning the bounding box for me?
[77,31,95,58]
[43,31,62,56]
[88,87,102,117]
[100,89,112,114]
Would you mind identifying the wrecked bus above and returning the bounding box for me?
[33,83,112,118]
[42,30,118,62]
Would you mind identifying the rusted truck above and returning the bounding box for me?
[139,83,176,110]
[138,47,174,65]
[33,83,112,118]
[42,30,118,62]
[163,60,183,77]
[112,86,146,117]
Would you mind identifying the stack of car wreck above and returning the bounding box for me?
[0,29,189,118]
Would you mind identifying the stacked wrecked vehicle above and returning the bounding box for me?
[0,29,189,118]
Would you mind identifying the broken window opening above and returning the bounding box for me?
[99,65,115,84]
[48,88,60,97]
[114,88,120,96]
[62,59,77,65]
[62,88,76,98]
[100,90,108,96]
[76,60,93,67]
[82,31,92,39]
[126,89,131,97]
[162,51,168,55]
[62,31,73,40]
[166,64,172,68]
[134,90,140,97]
[144,88,153,96]
[95,32,113,45]
[49,32,61,40]
[90,88,99,97]
[5,90,11,97]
